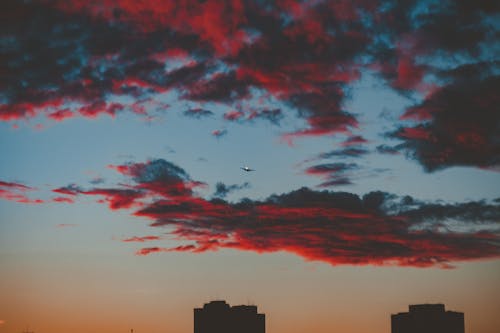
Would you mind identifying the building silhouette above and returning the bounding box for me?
[194,300,265,333]
[391,304,464,333]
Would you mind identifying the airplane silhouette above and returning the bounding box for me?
[241,166,255,172]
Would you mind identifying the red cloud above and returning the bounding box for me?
[51,0,249,56]
[48,108,75,121]
[212,129,228,138]
[64,159,500,268]
[0,180,43,204]
[3,0,496,162]
[282,114,357,145]
[82,188,145,210]
[52,196,75,203]
[122,236,162,242]
[135,244,197,256]
[341,135,369,147]
[223,110,244,121]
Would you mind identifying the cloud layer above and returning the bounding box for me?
[48,159,500,268]
[2,0,498,171]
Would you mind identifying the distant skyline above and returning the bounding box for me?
[1,1,499,332]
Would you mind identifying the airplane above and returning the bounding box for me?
[240,166,255,172]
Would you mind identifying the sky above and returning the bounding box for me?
[0,0,499,332]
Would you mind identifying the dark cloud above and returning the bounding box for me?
[376,144,400,155]
[1,0,498,174]
[52,184,83,196]
[213,182,250,198]
[108,159,205,198]
[247,108,284,125]
[282,112,358,145]
[304,163,359,187]
[318,148,370,159]
[341,135,369,147]
[89,177,105,185]
[2,0,371,140]
[371,0,498,92]
[135,186,500,267]
[183,108,214,119]
[32,159,499,267]
[305,163,359,175]
[390,73,500,171]
[184,71,251,103]
[0,0,208,122]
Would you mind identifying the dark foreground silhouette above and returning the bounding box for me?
[192,300,464,333]
[391,304,464,333]
[194,300,265,333]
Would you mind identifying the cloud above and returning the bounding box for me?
[57,159,500,268]
[371,1,498,92]
[183,108,214,119]
[89,177,105,185]
[52,196,75,203]
[341,135,369,147]
[212,129,228,139]
[213,182,250,198]
[223,110,245,121]
[318,148,370,159]
[136,245,197,256]
[390,72,500,171]
[184,71,250,103]
[122,236,162,242]
[282,112,357,145]
[136,187,500,268]
[52,184,83,196]
[247,108,284,125]
[0,180,43,204]
[2,0,497,173]
[376,145,400,155]
[55,159,207,210]
[82,188,145,210]
[0,0,210,122]
[1,0,369,142]
[304,163,359,187]
[304,163,358,175]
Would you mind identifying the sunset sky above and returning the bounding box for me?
[1,1,499,332]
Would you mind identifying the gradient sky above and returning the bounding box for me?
[1,1,499,332]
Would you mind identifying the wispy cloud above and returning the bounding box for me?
[122,236,162,242]
[212,129,228,139]
[304,163,359,187]
[183,108,214,119]
[0,180,43,204]
[56,224,78,228]
[213,182,250,198]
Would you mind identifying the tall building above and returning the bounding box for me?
[194,300,265,333]
[391,304,464,333]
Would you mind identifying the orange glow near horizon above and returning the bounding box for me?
[1,249,499,333]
